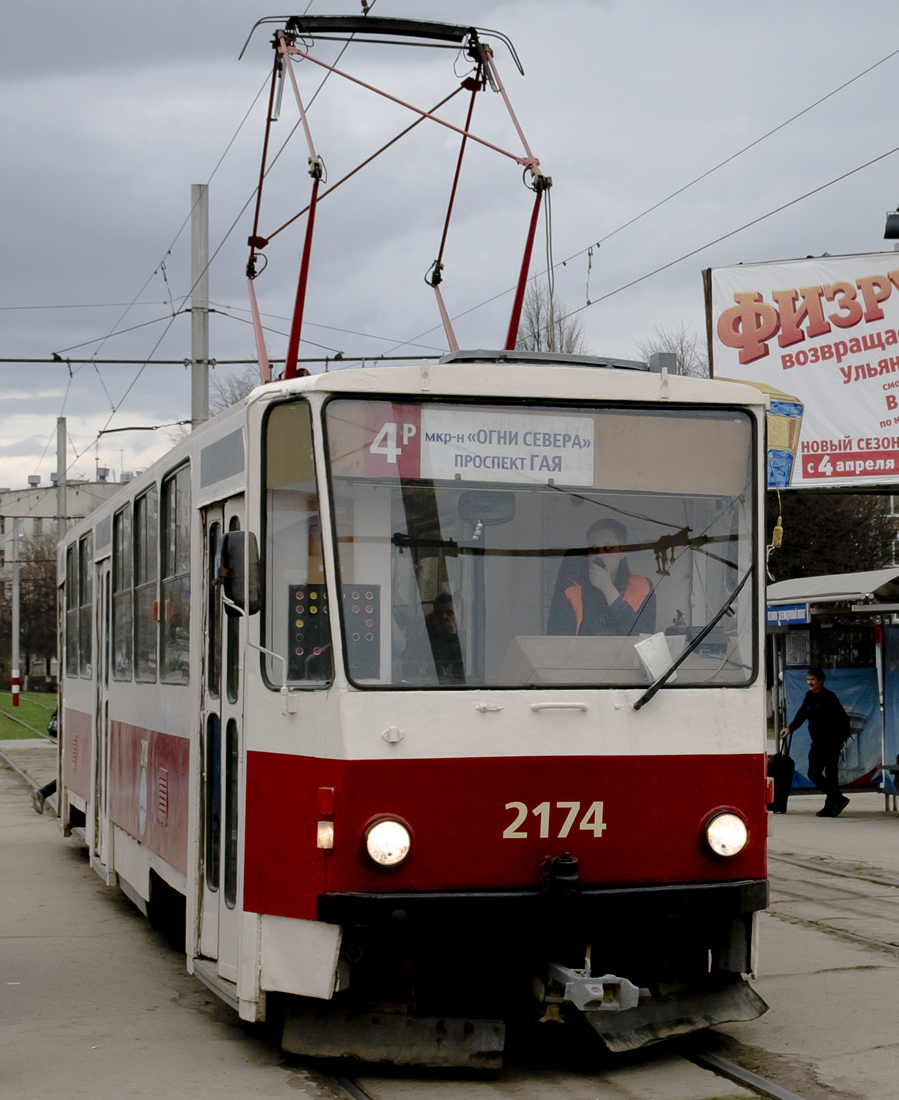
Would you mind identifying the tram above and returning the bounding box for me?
[55,17,769,1068]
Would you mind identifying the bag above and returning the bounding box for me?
[768,734,794,814]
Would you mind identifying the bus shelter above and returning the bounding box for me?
[767,568,899,805]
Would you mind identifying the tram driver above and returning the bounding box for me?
[547,518,656,637]
[425,592,465,684]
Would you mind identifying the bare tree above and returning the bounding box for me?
[516,283,589,355]
[209,364,262,415]
[165,365,264,446]
[635,322,709,377]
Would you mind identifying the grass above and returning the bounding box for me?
[0,691,57,739]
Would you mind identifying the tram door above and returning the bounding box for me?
[92,560,113,881]
[199,499,244,982]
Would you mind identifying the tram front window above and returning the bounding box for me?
[324,398,757,690]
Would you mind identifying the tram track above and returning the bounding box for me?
[328,1044,816,1100]
[769,851,899,890]
[767,848,899,957]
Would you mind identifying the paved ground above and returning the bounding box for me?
[4,740,899,1099]
[0,743,332,1100]
[716,787,899,1100]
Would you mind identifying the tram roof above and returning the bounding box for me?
[256,355,769,405]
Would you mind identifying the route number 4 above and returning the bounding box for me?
[370,421,416,464]
[503,800,606,840]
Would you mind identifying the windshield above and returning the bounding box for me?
[317,397,756,689]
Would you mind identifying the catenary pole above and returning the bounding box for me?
[191,183,210,428]
[11,518,19,706]
[57,417,67,538]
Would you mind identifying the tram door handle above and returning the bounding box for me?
[530,702,589,712]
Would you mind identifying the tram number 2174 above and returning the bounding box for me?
[503,801,606,840]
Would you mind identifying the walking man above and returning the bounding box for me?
[781,667,850,817]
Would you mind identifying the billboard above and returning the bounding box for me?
[706,252,899,489]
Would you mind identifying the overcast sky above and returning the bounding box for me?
[3,0,899,488]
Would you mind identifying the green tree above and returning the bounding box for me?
[767,491,897,582]
[0,531,58,686]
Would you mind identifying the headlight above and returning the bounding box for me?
[706,812,748,857]
[364,819,412,867]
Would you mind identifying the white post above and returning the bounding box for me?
[191,183,210,429]
[11,518,19,707]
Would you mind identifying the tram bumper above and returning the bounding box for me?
[536,963,767,1052]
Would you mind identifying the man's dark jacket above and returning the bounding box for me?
[787,686,849,745]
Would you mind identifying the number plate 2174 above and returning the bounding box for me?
[503,801,606,839]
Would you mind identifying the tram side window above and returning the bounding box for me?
[160,465,191,685]
[65,545,79,677]
[78,532,93,678]
[207,523,222,699]
[226,516,240,703]
[134,487,158,682]
[112,504,133,680]
[263,400,333,688]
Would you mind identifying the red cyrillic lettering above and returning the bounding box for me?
[716,292,781,364]
[856,275,892,322]
[824,282,864,329]
[772,285,830,348]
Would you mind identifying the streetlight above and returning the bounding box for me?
[884,209,899,239]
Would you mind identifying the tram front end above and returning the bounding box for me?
[242,368,769,1066]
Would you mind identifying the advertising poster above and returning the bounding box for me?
[783,667,892,792]
[707,252,899,489]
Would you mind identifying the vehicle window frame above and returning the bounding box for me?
[259,397,334,693]
[320,393,760,692]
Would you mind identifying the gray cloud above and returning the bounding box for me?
[4,0,899,485]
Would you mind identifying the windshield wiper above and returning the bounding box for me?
[633,565,754,711]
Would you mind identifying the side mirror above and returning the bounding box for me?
[220,530,260,616]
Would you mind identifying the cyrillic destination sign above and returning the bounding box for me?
[708,252,899,489]
[362,405,595,485]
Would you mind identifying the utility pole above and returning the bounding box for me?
[191,183,210,429]
[57,416,67,538]
[11,518,19,707]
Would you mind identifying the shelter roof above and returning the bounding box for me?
[768,568,899,607]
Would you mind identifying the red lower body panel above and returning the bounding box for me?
[108,721,189,876]
[244,752,767,920]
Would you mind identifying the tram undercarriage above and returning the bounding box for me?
[276,879,768,1067]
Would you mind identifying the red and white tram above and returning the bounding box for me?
[55,16,770,1068]
[58,354,769,1064]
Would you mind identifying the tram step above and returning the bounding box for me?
[282,1005,505,1068]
